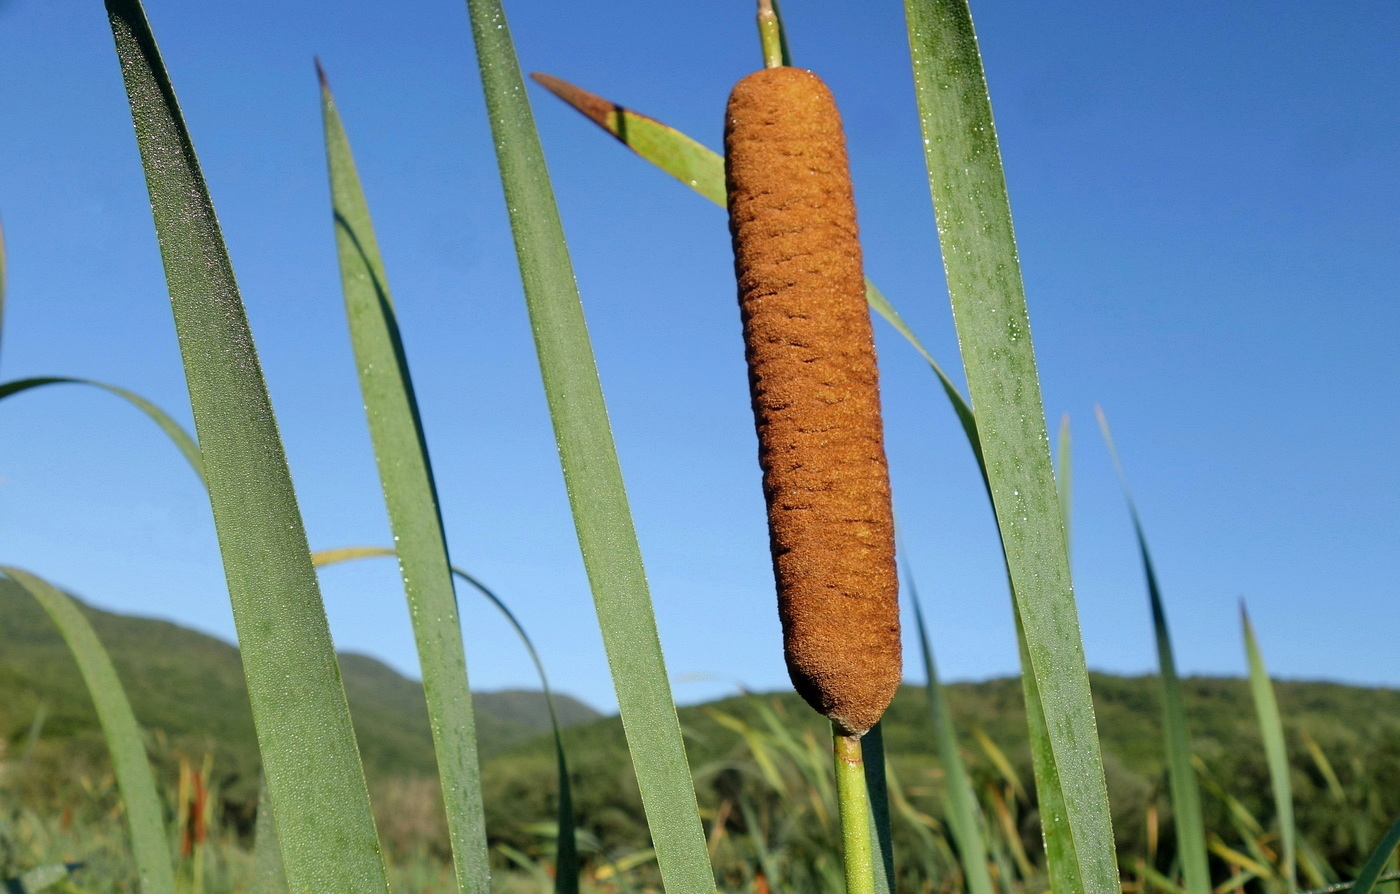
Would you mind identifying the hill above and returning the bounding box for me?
[6,578,1400,870]
[481,673,1400,867]
[0,577,599,811]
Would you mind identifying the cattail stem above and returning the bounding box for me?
[834,727,876,894]
[756,0,783,69]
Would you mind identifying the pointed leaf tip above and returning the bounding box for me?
[314,57,329,91]
[529,72,622,137]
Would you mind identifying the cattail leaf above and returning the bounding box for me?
[102,2,389,889]
[0,376,204,484]
[902,1,1117,890]
[311,546,580,894]
[1349,816,1400,894]
[527,73,983,466]
[1298,730,1345,803]
[906,566,995,894]
[318,66,490,894]
[1056,414,1072,560]
[1,568,175,894]
[462,1,714,891]
[1097,407,1210,894]
[861,722,895,894]
[250,775,289,894]
[1013,610,1084,893]
[1243,603,1297,892]
[530,73,725,206]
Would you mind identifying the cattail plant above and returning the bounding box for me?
[725,2,899,889]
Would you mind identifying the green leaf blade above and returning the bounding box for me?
[0,376,204,485]
[902,1,1117,891]
[861,722,895,894]
[464,4,714,891]
[1350,815,1400,894]
[1097,408,1211,894]
[2,568,176,894]
[319,68,490,894]
[907,569,995,894]
[1243,604,1297,892]
[102,3,389,890]
[311,547,581,894]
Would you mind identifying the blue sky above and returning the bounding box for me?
[1,1,1396,716]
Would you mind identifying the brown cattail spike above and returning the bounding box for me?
[725,66,900,736]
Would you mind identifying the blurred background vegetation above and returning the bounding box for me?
[5,578,1398,891]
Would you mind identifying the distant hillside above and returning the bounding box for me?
[8,576,1400,870]
[0,577,599,808]
[482,673,1400,863]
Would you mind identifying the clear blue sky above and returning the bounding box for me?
[1,1,1396,715]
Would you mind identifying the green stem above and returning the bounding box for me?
[834,727,876,894]
[757,0,783,69]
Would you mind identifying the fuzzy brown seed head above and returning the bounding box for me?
[725,66,900,735]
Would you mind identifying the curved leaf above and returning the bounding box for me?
[1349,816,1400,894]
[312,547,579,894]
[0,376,204,484]
[1,567,175,894]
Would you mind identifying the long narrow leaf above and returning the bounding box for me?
[529,74,724,206]
[1243,603,1296,892]
[902,1,1117,891]
[907,568,995,894]
[1097,407,1210,894]
[1350,816,1400,894]
[462,2,713,891]
[1014,609,1083,893]
[0,377,204,484]
[1056,415,1071,560]
[319,66,489,894]
[250,776,289,894]
[102,3,389,889]
[1,567,176,894]
[861,722,895,894]
[311,546,580,894]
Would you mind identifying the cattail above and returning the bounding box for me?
[725,65,900,736]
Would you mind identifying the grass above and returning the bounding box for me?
[2,0,1397,892]
[6,680,1400,891]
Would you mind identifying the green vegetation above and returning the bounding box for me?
[3,0,1397,892]
[0,579,598,814]
[5,588,1400,890]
